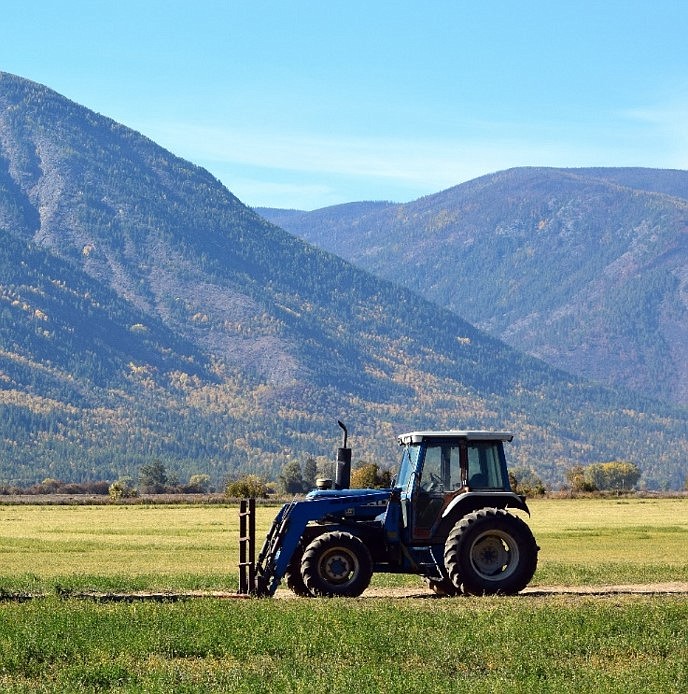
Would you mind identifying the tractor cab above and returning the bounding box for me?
[395,431,523,541]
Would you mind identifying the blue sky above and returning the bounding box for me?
[3,1,688,209]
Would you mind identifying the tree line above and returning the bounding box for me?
[225,459,649,499]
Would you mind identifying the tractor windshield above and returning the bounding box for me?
[395,445,417,490]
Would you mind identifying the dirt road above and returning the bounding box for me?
[355,582,688,599]
[3,584,685,602]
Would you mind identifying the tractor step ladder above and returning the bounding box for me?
[238,498,256,595]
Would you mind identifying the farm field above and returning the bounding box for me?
[0,497,686,692]
[0,496,686,593]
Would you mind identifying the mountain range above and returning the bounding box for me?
[258,167,688,408]
[1,71,687,489]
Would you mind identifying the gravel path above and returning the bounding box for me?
[4,584,686,602]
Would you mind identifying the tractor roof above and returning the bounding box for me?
[398,430,514,445]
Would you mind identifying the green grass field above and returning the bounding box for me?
[0,497,686,692]
[0,593,686,692]
[1,497,686,592]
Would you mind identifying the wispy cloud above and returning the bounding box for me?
[151,122,613,181]
[151,122,473,187]
[623,97,688,165]
[136,112,688,208]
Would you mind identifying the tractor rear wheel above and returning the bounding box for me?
[301,531,373,598]
[444,508,538,595]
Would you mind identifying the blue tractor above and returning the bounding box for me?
[238,422,538,597]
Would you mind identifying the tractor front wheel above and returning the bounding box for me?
[285,547,312,597]
[301,531,373,598]
[444,508,538,595]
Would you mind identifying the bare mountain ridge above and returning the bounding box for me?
[258,166,688,406]
[1,71,687,488]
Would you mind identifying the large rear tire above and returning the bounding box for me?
[301,531,373,598]
[444,508,538,595]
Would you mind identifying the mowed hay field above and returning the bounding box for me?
[0,497,686,692]
[1,497,686,591]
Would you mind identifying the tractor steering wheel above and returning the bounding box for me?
[426,472,443,492]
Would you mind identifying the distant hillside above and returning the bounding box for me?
[257,166,688,407]
[1,72,688,489]
[566,167,688,200]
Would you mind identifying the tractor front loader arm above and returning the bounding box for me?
[238,491,391,597]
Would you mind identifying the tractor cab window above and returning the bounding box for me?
[467,442,509,489]
[420,444,460,492]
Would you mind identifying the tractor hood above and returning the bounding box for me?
[304,488,392,521]
[306,488,392,500]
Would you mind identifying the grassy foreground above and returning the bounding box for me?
[0,594,686,692]
[0,497,686,692]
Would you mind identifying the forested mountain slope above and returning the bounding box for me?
[1,72,687,488]
[258,167,688,406]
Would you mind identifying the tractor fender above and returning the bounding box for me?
[435,491,530,541]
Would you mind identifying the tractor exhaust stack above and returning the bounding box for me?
[335,420,351,489]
